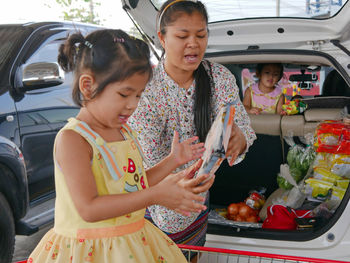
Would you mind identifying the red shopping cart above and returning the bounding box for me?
[13,246,350,263]
[178,244,350,263]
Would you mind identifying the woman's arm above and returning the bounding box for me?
[55,130,207,222]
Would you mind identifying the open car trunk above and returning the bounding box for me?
[204,50,350,259]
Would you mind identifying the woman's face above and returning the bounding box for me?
[159,11,208,75]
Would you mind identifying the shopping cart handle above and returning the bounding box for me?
[177,244,350,263]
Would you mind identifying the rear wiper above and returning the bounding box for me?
[330,39,350,57]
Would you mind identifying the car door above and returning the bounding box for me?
[12,28,79,202]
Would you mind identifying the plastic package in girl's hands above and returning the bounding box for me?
[195,104,236,182]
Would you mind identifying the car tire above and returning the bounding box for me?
[0,192,15,263]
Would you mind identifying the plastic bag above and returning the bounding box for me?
[277,133,316,189]
[277,133,316,190]
[208,209,262,229]
[314,121,350,154]
[262,205,312,230]
[311,200,340,219]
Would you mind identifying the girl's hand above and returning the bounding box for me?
[179,159,215,193]
[226,123,247,166]
[154,171,208,216]
[154,159,214,216]
[249,107,262,115]
[170,131,205,167]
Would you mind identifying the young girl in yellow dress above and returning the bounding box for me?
[27,28,212,263]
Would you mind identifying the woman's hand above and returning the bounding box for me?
[226,123,247,166]
[170,131,205,167]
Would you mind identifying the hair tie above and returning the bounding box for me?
[114,37,125,43]
[84,40,93,49]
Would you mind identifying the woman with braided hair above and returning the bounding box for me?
[128,0,256,260]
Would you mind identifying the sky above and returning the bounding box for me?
[0,0,134,31]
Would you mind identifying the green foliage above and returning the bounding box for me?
[55,0,101,25]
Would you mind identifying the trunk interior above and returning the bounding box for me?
[206,51,350,241]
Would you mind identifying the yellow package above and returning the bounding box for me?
[313,167,342,183]
[305,178,333,199]
[313,152,331,170]
[336,179,350,189]
[331,186,346,201]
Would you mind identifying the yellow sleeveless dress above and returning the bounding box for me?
[27,117,186,263]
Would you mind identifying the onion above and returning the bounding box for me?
[227,203,239,215]
[238,204,251,218]
[246,215,258,223]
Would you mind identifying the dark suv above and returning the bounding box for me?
[0,21,102,262]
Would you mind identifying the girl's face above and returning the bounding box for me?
[257,64,282,90]
[86,72,149,129]
[159,11,208,74]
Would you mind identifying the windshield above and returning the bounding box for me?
[0,25,31,71]
[151,0,348,21]
[0,25,32,88]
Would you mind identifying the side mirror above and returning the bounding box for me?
[22,62,64,90]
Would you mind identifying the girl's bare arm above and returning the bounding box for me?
[56,130,206,222]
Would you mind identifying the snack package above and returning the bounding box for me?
[329,154,350,177]
[304,178,333,201]
[314,121,350,155]
[282,99,307,115]
[245,188,266,210]
[196,103,236,181]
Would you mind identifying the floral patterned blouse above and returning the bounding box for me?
[128,59,256,233]
[128,59,256,170]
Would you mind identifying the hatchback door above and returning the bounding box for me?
[122,0,350,70]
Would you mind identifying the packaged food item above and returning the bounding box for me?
[331,186,346,201]
[314,121,350,155]
[313,167,342,184]
[330,154,350,177]
[304,178,334,200]
[196,103,235,182]
[282,99,307,115]
[245,190,266,210]
[336,179,350,189]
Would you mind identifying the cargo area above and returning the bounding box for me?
[205,55,350,241]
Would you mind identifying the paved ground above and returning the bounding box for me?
[12,224,52,262]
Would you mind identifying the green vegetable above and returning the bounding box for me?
[277,174,294,190]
